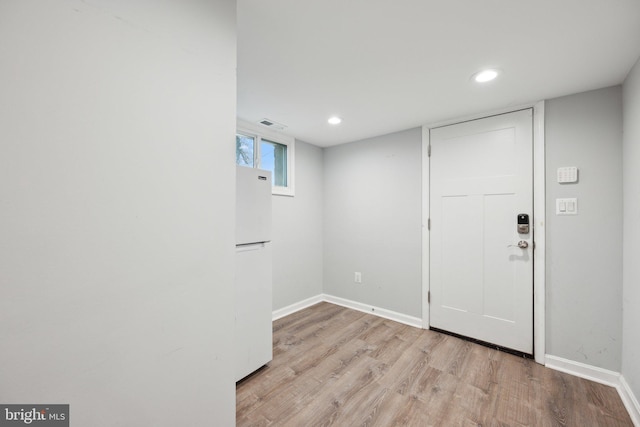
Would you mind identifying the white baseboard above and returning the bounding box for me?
[545,355,620,387]
[272,294,324,321]
[620,375,640,426]
[272,293,422,328]
[545,355,640,426]
[321,294,423,328]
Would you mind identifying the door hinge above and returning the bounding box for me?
[427,291,430,304]
[427,218,431,230]
[428,145,432,157]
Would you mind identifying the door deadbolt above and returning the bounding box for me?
[517,214,530,234]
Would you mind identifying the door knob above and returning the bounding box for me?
[508,241,529,249]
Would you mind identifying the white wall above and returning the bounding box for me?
[545,86,623,371]
[323,128,422,317]
[272,141,324,310]
[0,1,237,425]
[622,57,640,403]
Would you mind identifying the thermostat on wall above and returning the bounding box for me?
[557,166,578,183]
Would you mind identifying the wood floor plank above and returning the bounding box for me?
[415,370,460,425]
[237,303,633,426]
[456,343,500,393]
[344,384,392,426]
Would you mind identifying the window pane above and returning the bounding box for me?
[260,139,287,187]
[236,134,255,167]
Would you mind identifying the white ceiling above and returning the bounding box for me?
[237,0,640,147]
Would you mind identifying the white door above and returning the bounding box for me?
[429,109,533,354]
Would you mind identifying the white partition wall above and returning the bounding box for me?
[0,2,238,425]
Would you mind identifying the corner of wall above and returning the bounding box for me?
[622,54,640,425]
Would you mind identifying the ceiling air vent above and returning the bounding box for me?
[258,118,287,131]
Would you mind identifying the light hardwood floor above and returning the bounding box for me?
[236,302,632,426]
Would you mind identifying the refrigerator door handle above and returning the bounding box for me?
[236,242,268,251]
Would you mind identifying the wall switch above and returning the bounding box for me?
[558,200,566,212]
[354,272,362,283]
[556,198,578,215]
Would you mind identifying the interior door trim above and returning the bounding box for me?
[421,101,546,365]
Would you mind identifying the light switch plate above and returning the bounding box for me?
[556,198,578,215]
[557,167,578,183]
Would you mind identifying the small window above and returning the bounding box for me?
[260,139,287,187]
[236,133,255,167]
[236,120,295,196]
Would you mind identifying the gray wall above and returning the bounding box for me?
[0,2,237,426]
[622,57,640,400]
[545,86,623,371]
[307,87,628,375]
[272,141,324,310]
[323,128,423,318]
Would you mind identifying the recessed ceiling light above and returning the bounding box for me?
[328,116,342,125]
[472,69,500,83]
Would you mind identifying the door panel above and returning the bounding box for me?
[430,109,533,354]
[483,193,517,321]
[441,195,482,312]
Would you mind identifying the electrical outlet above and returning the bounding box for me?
[354,272,362,283]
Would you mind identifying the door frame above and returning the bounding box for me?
[421,101,546,364]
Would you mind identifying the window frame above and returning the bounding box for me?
[236,120,295,197]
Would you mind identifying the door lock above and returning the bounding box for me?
[517,214,530,234]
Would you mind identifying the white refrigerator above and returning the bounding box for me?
[235,166,273,382]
